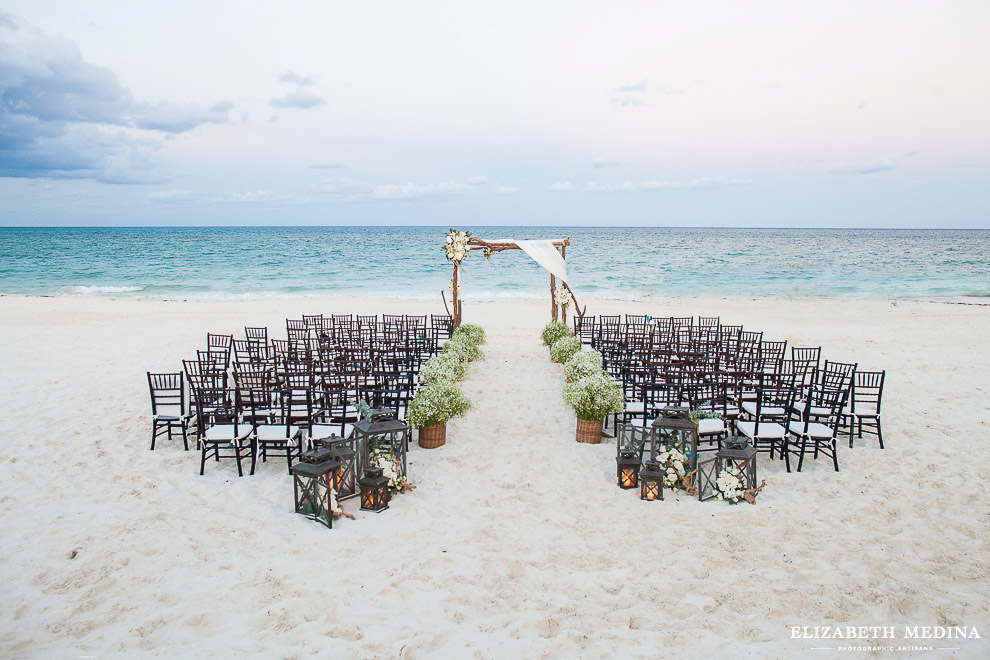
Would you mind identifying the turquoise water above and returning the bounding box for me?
[1,227,988,301]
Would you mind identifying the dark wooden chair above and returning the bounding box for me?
[148,372,192,450]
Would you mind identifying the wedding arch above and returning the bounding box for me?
[442,230,586,328]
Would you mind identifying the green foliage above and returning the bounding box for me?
[407,380,472,427]
[541,321,571,347]
[563,349,604,382]
[562,370,624,421]
[550,336,582,364]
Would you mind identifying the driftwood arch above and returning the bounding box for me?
[444,236,586,328]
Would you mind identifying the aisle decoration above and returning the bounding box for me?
[407,323,484,448]
[550,335,581,364]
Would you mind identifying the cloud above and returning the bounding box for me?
[0,13,230,183]
[592,158,621,169]
[310,162,347,169]
[829,157,897,174]
[549,182,576,191]
[611,80,649,107]
[317,178,476,202]
[585,177,752,193]
[269,90,325,109]
[147,188,195,201]
[615,80,647,93]
[277,71,316,86]
[857,102,866,110]
[494,184,518,194]
[903,150,920,157]
[467,175,489,184]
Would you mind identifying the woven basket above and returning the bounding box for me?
[576,418,603,444]
[418,424,447,449]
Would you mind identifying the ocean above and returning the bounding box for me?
[1,226,987,302]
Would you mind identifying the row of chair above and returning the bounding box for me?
[575,314,885,472]
[149,313,453,476]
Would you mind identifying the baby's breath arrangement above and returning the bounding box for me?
[407,380,472,427]
[452,323,486,346]
[541,320,570,347]
[420,353,467,384]
[445,334,482,362]
[563,349,603,382]
[562,371,624,421]
[550,336,582,364]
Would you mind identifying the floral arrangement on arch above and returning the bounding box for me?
[444,229,472,268]
[554,285,571,309]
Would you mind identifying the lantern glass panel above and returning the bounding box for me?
[358,466,390,512]
[354,418,409,479]
[639,460,664,501]
[616,451,640,490]
[716,437,758,490]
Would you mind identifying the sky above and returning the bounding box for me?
[0,1,988,227]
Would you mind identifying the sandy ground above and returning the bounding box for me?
[0,294,988,658]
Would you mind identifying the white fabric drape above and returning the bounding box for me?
[512,240,568,283]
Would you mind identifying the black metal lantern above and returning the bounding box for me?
[290,455,341,529]
[358,465,390,512]
[313,436,357,501]
[617,451,640,489]
[639,459,664,501]
[353,415,409,479]
[717,437,758,490]
[650,407,700,471]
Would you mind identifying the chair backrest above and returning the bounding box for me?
[302,314,323,328]
[245,326,268,344]
[286,319,307,331]
[752,386,795,435]
[670,316,693,328]
[684,381,728,416]
[794,385,845,435]
[819,360,857,393]
[791,346,821,370]
[195,387,242,435]
[207,333,233,350]
[698,316,720,328]
[148,372,185,415]
[851,370,885,414]
[431,314,453,340]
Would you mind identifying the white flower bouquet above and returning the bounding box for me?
[656,445,689,490]
[443,229,472,267]
[562,370,624,421]
[371,448,407,494]
[714,469,745,504]
[554,285,571,309]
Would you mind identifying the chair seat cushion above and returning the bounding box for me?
[697,418,726,435]
[736,420,786,439]
[254,424,298,443]
[624,400,647,413]
[154,414,183,422]
[788,421,836,438]
[308,424,354,440]
[741,401,785,418]
[204,424,252,441]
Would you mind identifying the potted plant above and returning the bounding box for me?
[407,380,472,448]
[562,370,624,444]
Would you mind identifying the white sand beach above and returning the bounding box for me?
[1,294,988,657]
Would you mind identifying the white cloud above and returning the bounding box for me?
[371,181,471,200]
[494,184,518,194]
[615,80,647,93]
[585,177,752,193]
[467,176,489,184]
[147,188,195,201]
[549,182,576,191]
[592,158,621,169]
[277,71,316,86]
[829,157,897,174]
[269,90,325,109]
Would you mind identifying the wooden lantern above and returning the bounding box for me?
[359,465,390,513]
[353,416,409,480]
